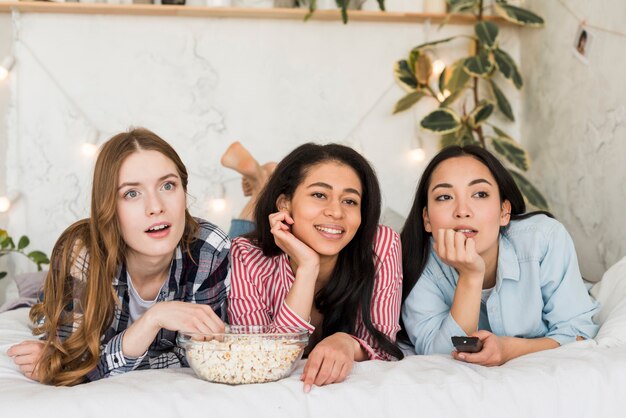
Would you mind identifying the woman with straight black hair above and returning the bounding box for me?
[401,145,599,365]
[228,143,403,392]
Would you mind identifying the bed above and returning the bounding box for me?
[1,257,626,418]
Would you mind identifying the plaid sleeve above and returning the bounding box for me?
[185,220,231,321]
[86,330,148,381]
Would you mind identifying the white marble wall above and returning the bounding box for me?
[521,0,626,281]
[0,11,522,302]
[0,13,12,300]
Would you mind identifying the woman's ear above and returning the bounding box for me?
[500,200,512,226]
[422,207,432,233]
[276,194,291,213]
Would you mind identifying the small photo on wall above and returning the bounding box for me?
[573,24,593,63]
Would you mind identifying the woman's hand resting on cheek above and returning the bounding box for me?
[269,210,320,273]
[300,332,360,393]
[451,330,510,366]
[435,229,485,279]
[8,340,45,381]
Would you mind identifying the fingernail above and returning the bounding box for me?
[304,384,311,393]
[459,354,466,360]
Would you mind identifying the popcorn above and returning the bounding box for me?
[183,334,306,384]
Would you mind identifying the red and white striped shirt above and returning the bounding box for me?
[228,225,402,360]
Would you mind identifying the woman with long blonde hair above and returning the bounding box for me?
[8,128,230,386]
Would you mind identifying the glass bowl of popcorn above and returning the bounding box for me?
[178,325,309,385]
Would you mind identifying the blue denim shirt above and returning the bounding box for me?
[402,214,600,355]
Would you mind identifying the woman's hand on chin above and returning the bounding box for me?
[300,332,358,393]
[269,210,319,273]
[435,228,485,279]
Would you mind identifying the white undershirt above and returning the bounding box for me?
[481,286,494,304]
[127,273,167,325]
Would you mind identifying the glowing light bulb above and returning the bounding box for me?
[409,148,426,162]
[0,196,10,212]
[81,142,99,157]
[432,60,445,77]
[211,198,227,212]
[0,56,15,81]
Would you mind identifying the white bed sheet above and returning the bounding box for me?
[2,307,626,418]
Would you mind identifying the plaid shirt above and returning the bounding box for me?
[57,219,230,382]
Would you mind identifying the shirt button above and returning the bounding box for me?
[113,358,119,363]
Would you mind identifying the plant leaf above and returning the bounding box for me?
[457,124,478,146]
[492,125,514,140]
[18,235,30,250]
[493,49,523,89]
[4,238,15,250]
[421,108,462,134]
[415,53,433,85]
[0,271,7,280]
[438,66,447,95]
[0,229,7,242]
[336,0,348,24]
[468,101,495,128]
[508,170,549,210]
[489,80,514,121]
[490,135,529,171]
[464,53,493,78]
[411,37,464,52]
[439,123,477,148]
[393,91,425,114]
[495,3,544,27]
[440,132,460,148]
[440,91,461,107]
[446,59,471,93]
[448,0,478,14]
[394,60,418,92]
[28,250,50,265]
[475,21,499,49]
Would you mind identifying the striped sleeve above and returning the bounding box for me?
[227,238,314,333]
[353,225,403,360]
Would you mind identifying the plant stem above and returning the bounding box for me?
[425,85,441,103]
[473,0,486,147]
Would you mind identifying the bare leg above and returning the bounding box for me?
[238,162,277,221]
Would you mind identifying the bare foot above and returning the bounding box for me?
[221,142,262,179]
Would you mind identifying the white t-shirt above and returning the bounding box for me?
[127,273,167,325]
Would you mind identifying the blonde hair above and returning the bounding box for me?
[30,128,199,386]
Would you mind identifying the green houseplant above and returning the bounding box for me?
[393,0,548,209]
[0,229,50,280]
[301,0,385,24]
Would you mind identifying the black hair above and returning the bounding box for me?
[400,145,552,304]
[251,143,403,360]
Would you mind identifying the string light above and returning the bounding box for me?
[0,191,21,213]
[432,59,446,78]
[208,182,227,213]
[81,143,99,157]
[0,55,15,81]
[409,147,426,162]
[408,107,427,163]
[81,129,101,158]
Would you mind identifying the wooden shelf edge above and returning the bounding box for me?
[0,1,511,24]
